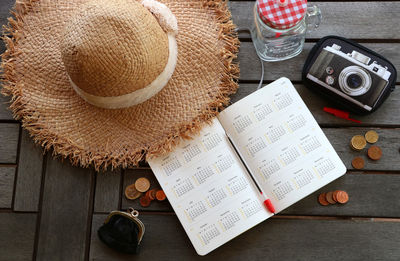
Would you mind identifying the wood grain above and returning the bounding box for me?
[0,1,399,260]
[231,84,400,127]
[0,213,36,261]
[0,95,13,121]
[94,170,122,213]
[230,1,400,40]
[90,214,400,261]
[325,128,400,171]
[121,169,172,212]
[120,170,400,218]
[0,123,19,163]
[0,167,15,208]
[0,0,15,120]
[281,172,400,217]
[0,0,14,57]
[237,42,400,82]
[36,156,94,261]
[13,130,44,212]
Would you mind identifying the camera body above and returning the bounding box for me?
[307,44,390,112]
[303,36,396,114]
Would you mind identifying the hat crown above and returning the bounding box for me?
[61,0,169,98]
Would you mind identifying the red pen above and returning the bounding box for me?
[250,181,276,213]
[323,107,361,123]
[261,192,276,214]
[226,135,276,214]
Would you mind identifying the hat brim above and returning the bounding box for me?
[1,0,239,170]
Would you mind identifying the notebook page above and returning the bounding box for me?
[148,119,272,256]
[218,77,346,213]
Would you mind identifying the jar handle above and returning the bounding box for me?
[305,5,322,32]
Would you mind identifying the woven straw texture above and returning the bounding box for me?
[1,0,240,170]
[61,0,169,96]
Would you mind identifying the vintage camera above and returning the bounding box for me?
[306,44,392,112]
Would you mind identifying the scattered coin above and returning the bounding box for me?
[135,177,151,192]
[333,190,341,202]
[325,191,336,204]
[148,189,157,201]
[319,190,349,206]
[367,145,382,161]
[365,130,379,144]
[351,156,365,169]
[156,190,166,201]
[336,191,349,204]
[125,184,142,200]
[139,195,151,207]
[145,190,152,199]
[318,193,330,206]
[350,135,367,151]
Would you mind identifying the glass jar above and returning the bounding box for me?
[251,0,321,62]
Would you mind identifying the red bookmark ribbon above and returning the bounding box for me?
[323,107,361,123]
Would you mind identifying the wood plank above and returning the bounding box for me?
[90,213,400,260]
[0,95,14,121]
[325,128,400,171]
[0,123,19,163]
[120,130,400,214]
[0,0,14,56]
[13,130,44,212]
[0,0,16,121]
[119,171,400,218]
[232,84,400,127]
[0,167,15,208]
[282,173,400,217]
[94,169,122,213]
[230,1,400,40]
[121,168,172,212]
[0,213,36,261]
[238,42,400,82]
[36,156,94,261]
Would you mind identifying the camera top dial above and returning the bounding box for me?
[351,51,371,65]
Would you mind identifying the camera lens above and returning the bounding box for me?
[339,66,372,96]
[346,74,363,89]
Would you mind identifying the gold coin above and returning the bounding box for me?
[135,177,151,192]
[365,130,379,144]
[125,184,142,200]
[350,135,367,151]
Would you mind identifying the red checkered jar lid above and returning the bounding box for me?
[257,0,308,30]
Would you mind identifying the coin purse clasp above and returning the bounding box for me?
[98,208,145,254]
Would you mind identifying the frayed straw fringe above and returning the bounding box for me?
[1,0,240,171]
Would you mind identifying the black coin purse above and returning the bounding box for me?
[98,208,145,254]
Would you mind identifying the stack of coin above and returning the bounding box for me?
[125,184,142,200]
[124,177,166,207]
[350,135,367,151]
[318,190,349,206]
[139,189,166,207]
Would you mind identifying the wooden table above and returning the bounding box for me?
[1,1,400,260]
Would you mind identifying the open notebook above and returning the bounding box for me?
[148,77,346,255]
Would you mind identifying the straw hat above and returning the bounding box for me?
[1,0,239,170]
